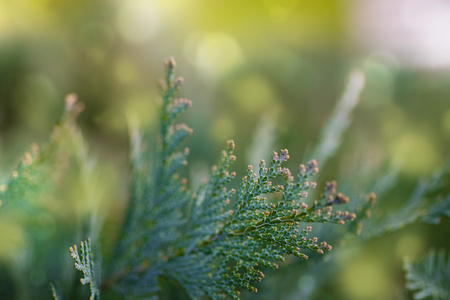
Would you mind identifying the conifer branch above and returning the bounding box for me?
[0,55,447,300]
[0,94,84,211]
[404,250,450,300]
[359,161,450,239]
[50,282,64,300]
[70,238,100,300]
[99,57,360,299]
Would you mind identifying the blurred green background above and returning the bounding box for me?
[0,0,449,299]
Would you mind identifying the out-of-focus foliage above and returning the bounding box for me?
[0,1,449,300]
[0,95,104,299]
[404,250,450,300]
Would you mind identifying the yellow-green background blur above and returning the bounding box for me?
[0,1,449,299]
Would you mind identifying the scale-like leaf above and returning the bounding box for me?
[70,238,101,300]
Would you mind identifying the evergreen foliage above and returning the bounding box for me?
[1,57,449,300]
[99,57,357,299]
[358,161,450,240]
[404,250,450,300]
[263,161,450,300]
[0,93,98,299]
[0,94,85,211]
[70,238,100,300]
[50,283,64,300]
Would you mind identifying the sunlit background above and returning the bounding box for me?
[0,0,449,299]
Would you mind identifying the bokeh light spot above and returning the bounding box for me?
[340,257,394,300]
[391,132,439,175]
[184,32,243,79]
[125,93,158,129]
[395,233,425,259]
[114,58,138,85]
[210,114,235,143]
[226,75,276,113]
[116,0,159,44]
